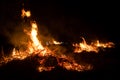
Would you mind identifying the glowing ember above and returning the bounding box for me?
[21,8,31,18]
[59,62,92,71]
[11,48,28,60]
[37,54,93,72]
[38,66,55,72]
[73,37,114,53]
[94,40,114,48]
[0,48,29,65]
[57,56,92,71]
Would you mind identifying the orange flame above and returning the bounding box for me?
[59,61,92,71]
[57,55,92,71]
[52,39,62,45]
[94,40,114,48]
[73,37,114,53]
[21,9,31,18]
[11,48,27,60]
[29,22,44,53]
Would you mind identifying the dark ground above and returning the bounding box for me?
[0,0,120,80]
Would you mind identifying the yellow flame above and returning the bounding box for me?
[95,40,114,48]
[52,39,62,45]
[11,48,28,60]
[29,22,44,53]
[73,37,114,53]
[21,9,31,18]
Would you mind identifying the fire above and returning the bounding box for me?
[57,55,92,71]
[0,5,115,73]
[29,22,44,53]
[59,61,92,71]
[73,37,114,53]
[52,39,62,45]
[0,48,29,65]
[27,21,53,56]
[38,66,55,72]
[11,48,29,60]
[94,40,114,48]
[21,8,31,18]
[73,37,98,53]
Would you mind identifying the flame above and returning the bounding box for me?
[0,48,29,65]
[59,61,92,71]
[28,21,53,56]
[11,48,29,60]
[94,40,114,48]
[73,37,114,53]
[38,66,55,72]
[29,22,44,53]
[52,39,62,45]
[21,9,31,18]
[0,7,114,73]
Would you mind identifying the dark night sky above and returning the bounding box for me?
[0,0,119,42]
[0,0,117,36]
